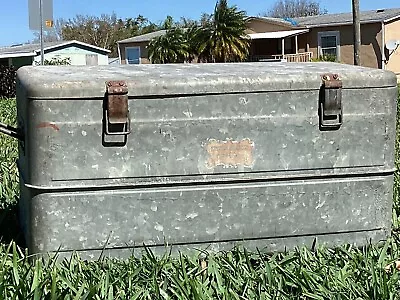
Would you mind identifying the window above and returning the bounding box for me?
[86,54,98,66]
[318,31,340,61]
[125,47,140,64]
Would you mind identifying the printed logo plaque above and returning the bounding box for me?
[206,139,254,168]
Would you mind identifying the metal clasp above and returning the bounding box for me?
[105,80,131,136]
[319,73,343,130]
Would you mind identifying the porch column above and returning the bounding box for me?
[295,35,298,54]
[281,38,285,56]
[8,58,12,67]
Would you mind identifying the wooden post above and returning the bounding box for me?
[282,38,285,57]
[295,35,298,54]
[352,0,361,65]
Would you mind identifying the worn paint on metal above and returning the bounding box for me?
[36,122,59,131]
[206,139,254,169]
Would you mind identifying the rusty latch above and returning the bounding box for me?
[105,80,131,136]
[320,73,343,129]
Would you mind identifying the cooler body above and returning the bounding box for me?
[14,62,398,258]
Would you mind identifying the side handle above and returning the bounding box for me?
[0,122,23,141]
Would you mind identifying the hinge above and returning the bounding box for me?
[105,80,131,136]
[319,73,343,130]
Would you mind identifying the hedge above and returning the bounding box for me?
[0,66,16,99]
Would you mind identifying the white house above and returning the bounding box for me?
[0,40,111,68]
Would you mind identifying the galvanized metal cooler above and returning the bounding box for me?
[11,62,397,259]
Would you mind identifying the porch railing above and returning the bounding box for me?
[250,52,313,63]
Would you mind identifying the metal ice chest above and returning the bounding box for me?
[14,62,398,259]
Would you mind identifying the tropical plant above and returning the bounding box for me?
[182,25,209,63]
[201,0,250,63]
[147,0,250,64]
[147,28,189,64]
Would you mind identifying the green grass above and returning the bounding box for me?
[1,95,400,299]
[0,98,18,208]
[0,98,22,246]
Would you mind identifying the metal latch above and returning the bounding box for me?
[105,80,131,136]
[320,73,343,129]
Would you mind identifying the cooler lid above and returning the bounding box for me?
[16,62,397,99]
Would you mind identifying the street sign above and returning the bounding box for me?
[28,0,53,31]
[45,20,54,28]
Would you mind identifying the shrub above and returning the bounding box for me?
[0,66,16,99]
[34,56,71,66]
[312,54,338,62]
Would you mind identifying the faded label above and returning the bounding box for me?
[206,139,254,168]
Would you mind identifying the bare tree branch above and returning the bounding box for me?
[264,0,327,18]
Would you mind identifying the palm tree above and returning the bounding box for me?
[147,28,189,64]
[147,0,250,64]
[184,25,210,63]
[202,0,250,63]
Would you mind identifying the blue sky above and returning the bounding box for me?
[1,0,399,46]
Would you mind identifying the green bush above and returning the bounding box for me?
[0,66,16,99]
[312,54,338,62]
[0,98,18,207]
[34,56,71,66]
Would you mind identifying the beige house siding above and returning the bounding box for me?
[246,19,294,34]
[384,19,400,77]
[118,42,150,64]
[304,23,382,69]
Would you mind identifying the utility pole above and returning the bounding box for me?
[39,0,44,65]
[352,0,361,65]
[29,0,53,65]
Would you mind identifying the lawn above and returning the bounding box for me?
[0,95,400,299]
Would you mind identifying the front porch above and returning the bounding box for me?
[247,29,312,63]
[250,52,313,62]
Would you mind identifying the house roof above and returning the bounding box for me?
[249,29,309,40]
[118,30,167,44]
[246,16,300,28]
[294,7,400,27]
[0,40,110,59]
